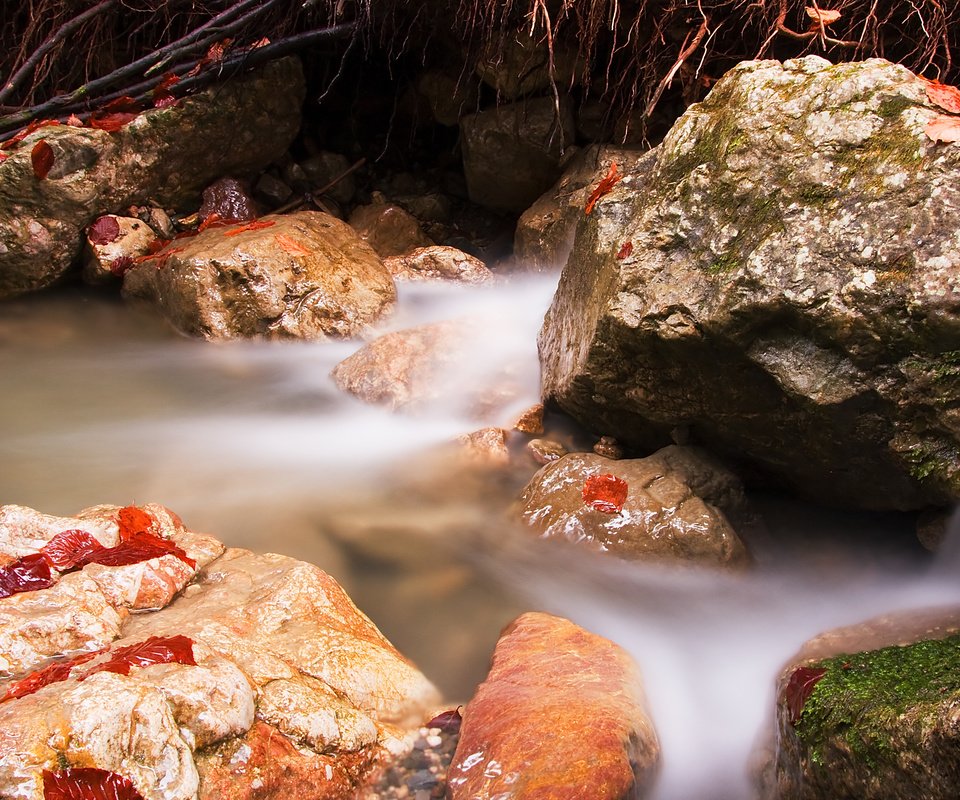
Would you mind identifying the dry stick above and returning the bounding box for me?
[773,0,859,47]
[0,0,118,104]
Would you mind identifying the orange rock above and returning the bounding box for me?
[447,611,659,799]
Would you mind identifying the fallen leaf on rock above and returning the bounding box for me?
[88,216,121,245]
[41,530,107,570]
[65,114,84,127]
[925,114,960,143]
[43,767,145,800]
[89,533,194,567]
[616,241,633,259]
[922,77,960,114]
[117,506,156,540]
[784,665,827,725]
[0,553,54,599]
[275,233,312,256]
[109,256,135,277]
[88,112,139,132]
[804,6,841,25]
[31,139,55,179]
[427,706,462,733]
[1,650,100,702]
[582,473,628,513]
[82,635,196,678]
[152,72,180,109]
[585,161,621,215]
[0,118,59,150]
[224,219,275,236]
[198,212,225,232]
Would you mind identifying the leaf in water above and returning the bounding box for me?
[1,650,100,702]
[784,665,827,725]
[427,706,462,733]
[616,241,633,259]
[922,78,960,115]
[82,635,196,679]
[0,553,54,599]
[925,114,960,143]
[585,161,621,215]
[88,216,121,245]
[224,219,276,236]
[31,140,55,179]
[582,473,629,514]
[41,530,107,570]
[42,767,145,800]
[804,6,841,25]
[274,233,312,256]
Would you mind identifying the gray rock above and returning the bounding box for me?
[539,57,960,510]
[0,58,304,299]
[474,32,580,100]
[300,151,357,204]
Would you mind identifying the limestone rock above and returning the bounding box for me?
[771,608,960,800]
[383,245,493,284]
[514,449,750,567]
[0,58,304,299]
[348,198,433,257]
[123,210,396,340]
[539,57,960,510]
[461,96,576,213]
[448,611,659,799]
[82,214,157,284]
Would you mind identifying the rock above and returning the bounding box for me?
[349,196,434,257]
[770,607,960,800]
[514,449,750,567]
[82,215,157,284]
[460,96,576,214]
[447,611,659,799]
[594,435,624,459]
[526,437,568,464]
[383,245,493,284]
[0,58,304,299]
[455,427,510,466]
[512,403,544,434]
[916,509,951,551]
[475,32,580,100]
[122,210,396,340]
[300,151,357,204]
[254,172,294,206]
[539,57,960,510]
[198,176,259,222]
[416,71,479,126]
[514,144,653,270]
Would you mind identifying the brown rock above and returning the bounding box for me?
[594,435,624,459]
[514,450,750,568]
[383,245,493,284]
[198,176,259,222]
[82,215,157,284]
[512,403,544,435]
[456,427,510,466]
[448,611,659,799]
[123,210,397,340]
[526,437,567,465]
[349,197,433,257]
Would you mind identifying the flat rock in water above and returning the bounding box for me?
[123,210,396,339]
[448,611,660,799]
[0,503,441,800]
[539,56,960,510]
[514,449,750,568]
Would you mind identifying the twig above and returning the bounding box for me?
[272,157,367,215]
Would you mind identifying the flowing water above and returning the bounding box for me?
[2,275,959,799]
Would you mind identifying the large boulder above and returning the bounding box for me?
[539,57,960,510]
[0,58,304,299]
[123,210,396,339]
[770,608,960,800]
[447,611,660,799]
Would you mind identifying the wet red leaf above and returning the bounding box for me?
[109,256,135,277]
[1,650,100,703]
[582,473,629,513]
[88,112,139,132]
[922,77,960,115]
[82,635,196,679]
[224,219,275,236]
[616,241,633,259]
[274,233,311,256]
[117,506,156,540]
[250,36,271,49]
[925,114,960,143]
[198,212,225,232]
[152,73,181,109]
[42,767,145,800]
[1,118,60,150]
[88,216,121,245]
[0,553,54,599]
[31,140,55,179]
[41,530,107,570]
[427,706,462,733]
[585,161,621,215]
[784,665,827,725]
[90,536,195,567]
[65,114,84,127]
[186,38,232,77]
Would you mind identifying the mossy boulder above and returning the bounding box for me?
[539,56,960,510]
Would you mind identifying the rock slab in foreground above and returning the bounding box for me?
[448,611,659,799]
[123,210,396,339]
[539,56,960,510]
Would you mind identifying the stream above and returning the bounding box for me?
[2,274,959,800]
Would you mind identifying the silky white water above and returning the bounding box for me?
[2,275,958,799]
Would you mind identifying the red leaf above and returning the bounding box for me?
[198,212,225,232]
[582,473,628,514]
[152,73,181,109]
[31,139,55,179]
[117,506,156,540]
[186,39,232,77]
[65,114,84,127]
[88,112,139,132]
[109,256,135,277]
[112,506,194,567]
[616,241,633,259]
[1,650,100,703]
[250,37,271,49]
[224,219,275,236]
[922,77,960,114]
[42,767,145,800]
[274,233,312,256]
[784,665,827,725]
[41,530,107,570]
[925,114,960,143]
[82,635,196,679]
[88,216,121,245]
[427,706,462,733]
[1,118,60,150]
[0,553,54,599]
[585,161,621,215]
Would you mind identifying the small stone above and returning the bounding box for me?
[254,172,293,206]
[199,176,259,222]
[593,435,624,459]
[512,404,545,435]
[526,438,567,465]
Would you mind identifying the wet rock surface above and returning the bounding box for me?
[514,449,750,568]
[539,56,960,510]
[198,176,259,222]
[447,611,660,799]
[349,198,434,257]
[123,210,396,339]
[383,245,493,284]
[82,214,157,284]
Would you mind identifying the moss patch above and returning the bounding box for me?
[795,635,960,769]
